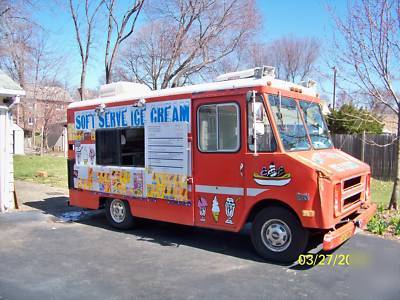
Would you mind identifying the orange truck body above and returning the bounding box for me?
[67,75,376,253]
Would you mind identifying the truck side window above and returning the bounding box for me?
[198,103,240,152]
[247,97,277,152]
[96,128,144,167]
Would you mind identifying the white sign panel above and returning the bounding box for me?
[145,123,189,175]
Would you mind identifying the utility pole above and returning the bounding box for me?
[332,66,337,110]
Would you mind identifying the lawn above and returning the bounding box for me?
[371,179,393,206]
[14,155,68,188]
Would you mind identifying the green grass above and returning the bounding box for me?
[14,155,67,188]
[371,179,393,205]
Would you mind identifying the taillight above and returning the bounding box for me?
[365,174,371,202]
[334,183,341,214]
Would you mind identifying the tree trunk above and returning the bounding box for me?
[105,65,111,84]
[388,120,400,210]
[40,125,44,157]
[79,64,87,101]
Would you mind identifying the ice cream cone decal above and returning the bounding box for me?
[212,196,220,223]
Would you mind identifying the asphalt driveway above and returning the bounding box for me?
[0,193,399,300]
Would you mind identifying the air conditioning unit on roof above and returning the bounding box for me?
[216,66,276,82]
[99,81,151,98]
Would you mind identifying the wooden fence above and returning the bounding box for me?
[331,134,397,181]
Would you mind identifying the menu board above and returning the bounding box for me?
[145,123,189,175]
[144,99,191,201]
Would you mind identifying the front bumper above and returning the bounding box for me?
[323,202,377,251]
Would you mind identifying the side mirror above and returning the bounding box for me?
[246,91,254,102]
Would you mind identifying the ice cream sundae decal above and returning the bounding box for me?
[211,196,220,222]
[89,147,96,165]
[197,197,208,222]
[224,197,236,224]
[253,162,291,186]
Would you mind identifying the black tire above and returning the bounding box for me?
[105,198,135,230]
[251,206,308,263]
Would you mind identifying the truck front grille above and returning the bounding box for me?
[335,175,365,217]
[343,176,361,190]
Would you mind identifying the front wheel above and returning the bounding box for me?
[251,207,308,263]
[105,198,135,230]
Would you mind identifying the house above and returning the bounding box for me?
[371,102,397,134]
[0,69,25,212]
[12,84,73,149]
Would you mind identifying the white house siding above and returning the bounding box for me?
[12,123,24,155]
[0,108,12,210]
[0,70,25,212]
[9,117,14,199]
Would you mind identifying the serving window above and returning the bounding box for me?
[96,127,144,167]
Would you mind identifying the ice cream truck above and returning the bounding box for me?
[67,66,376,262]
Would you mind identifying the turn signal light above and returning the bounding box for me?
[334,183,341,214]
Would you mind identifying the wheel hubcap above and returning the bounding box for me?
[110,199,126,223]
[261,219,292,252]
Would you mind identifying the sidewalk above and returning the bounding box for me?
[14,180,69,212]
[12,180,102,222]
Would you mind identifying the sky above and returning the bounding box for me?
[35,0,348,99]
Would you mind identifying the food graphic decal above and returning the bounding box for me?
[146,172,188,202]
[224,197,236,224]
[253,162,291,186]
[197,197,208,222]
[211,196,220,222]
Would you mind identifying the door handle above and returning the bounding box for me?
[240,162,244,177]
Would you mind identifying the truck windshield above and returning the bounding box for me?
[299,100,333,149]
[268,95,310,151]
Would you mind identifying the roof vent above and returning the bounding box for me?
[99,81,151,98]
[216,66,275,82]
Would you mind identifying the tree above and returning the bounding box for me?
[0,0,35,87]
[104,0,145,84]
[332,0,400,209]
[327,104,384,134]
[115,0,258,89]
[245,37,321,83]
[68,0,104,100]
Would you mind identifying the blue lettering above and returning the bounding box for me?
[87,113,95,129]
[121,109,128,127]
[115,111,121,127]
[172,107,179,122]
[157,107,164,122]
[75,115,81,129]
[110,111,116,127]
[140,108,145,126]
[150,108,157,123]
[99,114,104,128]
[180,105,189,122]
[165,105,171,122]
[105,112,110,128]
[134,109,140,126]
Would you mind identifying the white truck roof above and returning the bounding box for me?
[69,74,318,109]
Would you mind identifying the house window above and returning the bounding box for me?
[96,127,144,167]
[198,103,240,152]
[28,117,34,125]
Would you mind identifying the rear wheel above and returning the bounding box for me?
[251,206,308,263]
[105,198,135,229]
